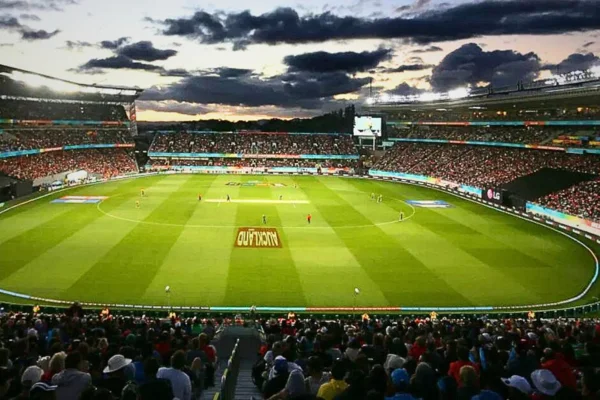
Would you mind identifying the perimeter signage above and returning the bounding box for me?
[235,227,282,248]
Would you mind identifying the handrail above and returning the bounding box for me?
[218,339,241,400]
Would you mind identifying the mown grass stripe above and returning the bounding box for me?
[295,176,473,306]
[62,175,201,304]
[224,176,306,307]
[0,177,157,282]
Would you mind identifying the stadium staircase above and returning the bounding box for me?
[203,326,263,400]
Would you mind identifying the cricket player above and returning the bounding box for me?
[198,193,202,201]
[227,194,231,202]
[279,195,283,201]
[140,189,145,197]
[378,195,383,203]
[307,213,312,224]
[135,200,140,209]
[371,193,375,201]
[262,214,267,224]
[399,211,404,221]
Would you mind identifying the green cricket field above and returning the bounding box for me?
[0,174,598,311]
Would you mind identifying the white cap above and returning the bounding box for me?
[21,366,43,385]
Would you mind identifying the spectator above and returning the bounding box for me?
[52,352,91,400]
[316,359,348,400]
[305,356,330,396]
[157,350,192,400]
[448,346,479,385]
[541,348,577,389]
[138,358,173,400]
[385,368,416,400]
[99,354,131,398]
[501,375,532,400]
[456,365,479,400]
[264,357,291,399]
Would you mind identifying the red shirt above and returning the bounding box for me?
[541,358,576,389]
[448,360,479,385]
[409,343,427,361]
[202,345,216,363]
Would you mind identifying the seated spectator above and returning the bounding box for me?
[157,350,192,400]
[52,352,91,400]
[502,375,532,400]
[139,358,174,400]
[448,346,479,385]
[456,365,479,400]
[385,368,416,400]
[264,357,291,399]
[305,356,330,396]
[29,382,58,400]
[99,354,132,398]
[316,359,348,400]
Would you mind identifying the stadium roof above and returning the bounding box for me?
[0,64,143,103]
[365,68,600,113]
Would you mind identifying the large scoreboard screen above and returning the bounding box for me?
[353,116,382,137]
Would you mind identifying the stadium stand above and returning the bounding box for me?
[1,306,599,400]
[537,179,600,223]
[0,149,138,180]
[387,126,556,144]
[149,131,357,155]
[0,128,132,152]
[374,143,600,188]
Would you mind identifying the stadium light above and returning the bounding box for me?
[448,87,470,100]
[590,65,600,78]
[365,97,374,105]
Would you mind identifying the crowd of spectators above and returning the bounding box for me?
[537,179,600,223]
[0,304,219,400]
[147,158,358,169]
[388,127,555,145]
[0,149,138,180]
[0,129,133,152]
[3,306,600,400]
[253,313,600,400]
[386,107,600,122]
[149,133,357,156]
[374,143,600,188]
[0,101,129,121]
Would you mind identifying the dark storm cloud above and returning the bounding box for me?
[20,28,59,40]
[546,52,600,73]
[411,45,443,54]
[154,1,600,48]
[387,82,425,96]
[19,13,39,20]
[77,55,164,73]
[141,71,369,109]
[213,67,253,78]
[284,48,392,73]
[379,63,433,73]
[65,39,93,49]
[99,37,129,49]
[116,41,178,62]
[0,0,77,11]
[0,14,21,28]
[429,43,541,90]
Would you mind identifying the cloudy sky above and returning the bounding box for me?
[1,0,599,121]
